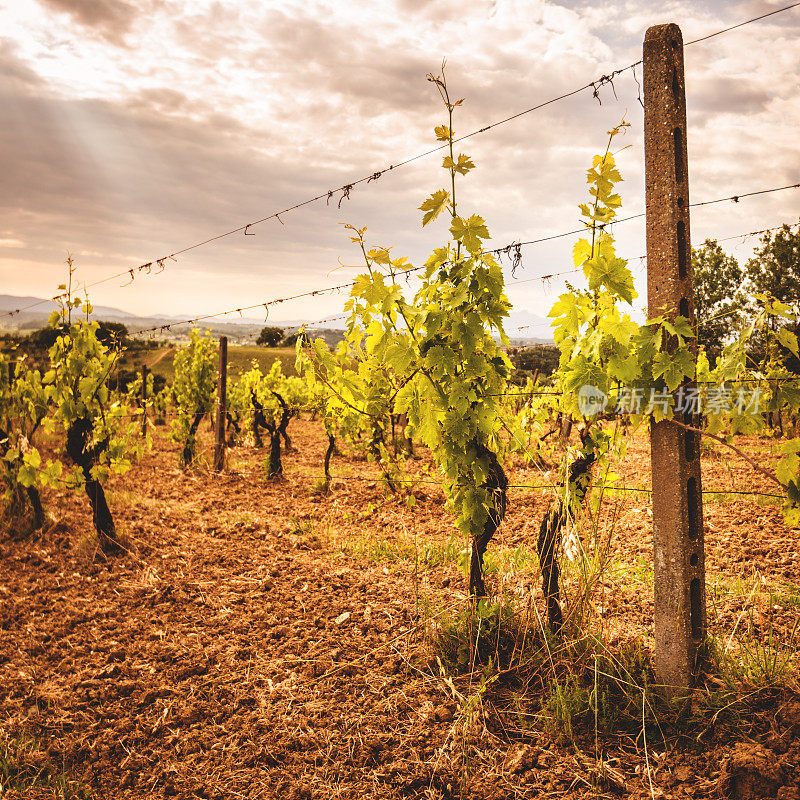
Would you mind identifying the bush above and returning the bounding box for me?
[95,321,130,349]
[257,326,284,347]
[509,344,560,377]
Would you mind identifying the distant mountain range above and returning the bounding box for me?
[0,294,553,344]
[0,294,137,319]
[0,294,328,339]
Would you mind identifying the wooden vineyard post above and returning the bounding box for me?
[644,23,706,697]
[213,336,228,472]
[141,365,148,436]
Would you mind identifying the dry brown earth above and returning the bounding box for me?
[1,419,798,799]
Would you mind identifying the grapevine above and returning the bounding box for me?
[170,328,217,467]
[304,65,512,596]
[0,353,60,533]
[44,277,142,554]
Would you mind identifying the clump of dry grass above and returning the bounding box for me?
[0,730,93,799]
[428,518,800,756]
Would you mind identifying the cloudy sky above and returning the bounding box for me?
[1,0,798,333]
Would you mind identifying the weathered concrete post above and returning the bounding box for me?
[644,23,706,696]
[213,336,228,472]
[141,365,148,437]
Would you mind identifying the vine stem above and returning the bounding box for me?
[668,417,782,488]
[67,254,75,326]
[429,66,461,263]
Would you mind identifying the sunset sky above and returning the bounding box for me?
[1,0,798,332]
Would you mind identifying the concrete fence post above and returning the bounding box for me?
[141,365,148,437]
[644,22,706,697]
[213,336,228,472]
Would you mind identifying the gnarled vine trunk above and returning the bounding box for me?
[469,443,508,597]
[182,410,205,467]
[280,414,294,452]
[252,392,265,448]
[324,433,336,480]
[225,412,241,446]
[558,412,573,445]
[391,413,415,458]
[367,420,398,493]
[537,429,597,633]
[274,392,292,461]
[25,487,45,531]
[261,391,291,479]
[263,418,282,478]
[66,416,120,555]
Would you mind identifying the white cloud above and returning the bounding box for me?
[0,0,797,323]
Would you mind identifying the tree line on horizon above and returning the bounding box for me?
[6,221,799,379]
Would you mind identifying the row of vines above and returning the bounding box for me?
[3,73,800,633]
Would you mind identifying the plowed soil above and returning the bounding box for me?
[1,418,799,799]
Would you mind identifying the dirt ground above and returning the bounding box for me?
[1,417,799,799]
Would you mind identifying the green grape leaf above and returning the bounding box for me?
[424,246,450,271]
[652,348,695,391]
[584,255,636,304]
[419,190,451,227]
[599,314,634,346]
[450,214,490,254]
[662,316,695,341]
[442,154,475,175]
[608,350,640,383]
[776,328,799,357]
[573,238,592,269]
[777,451,800,487]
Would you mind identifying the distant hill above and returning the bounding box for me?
[0,294,349,345]
[0,294,136,319]
[0,294,553,345]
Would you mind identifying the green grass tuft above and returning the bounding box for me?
[0,731,93,798]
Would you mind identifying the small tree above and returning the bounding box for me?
[743,224,800,383]
[692,239,745,364]
[256,326,284,347]
[745,222,800,319]
[95,321,130,349]
[510,344,560,377]
[29,321,129,352]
